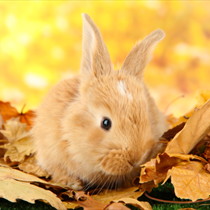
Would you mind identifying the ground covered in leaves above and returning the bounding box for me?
[1,89,210,210]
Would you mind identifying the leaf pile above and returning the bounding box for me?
[1,91,210,209]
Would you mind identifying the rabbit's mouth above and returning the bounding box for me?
[100,149,136,176]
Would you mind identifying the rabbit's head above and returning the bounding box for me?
[61,14,165,180]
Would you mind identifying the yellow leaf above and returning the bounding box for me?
[113,198,152,210]
[0,179,66,210]
[0,166,66,210]
[0,117,35,163]
[140,153,206,186]
[165,161,210,201]
[165,99,210,154]
[0,117,29,143]
[91,187,143,204]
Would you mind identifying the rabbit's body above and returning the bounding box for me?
[32,14,167,190]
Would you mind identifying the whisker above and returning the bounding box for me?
[91,172,106,195]
[97,172,111,195]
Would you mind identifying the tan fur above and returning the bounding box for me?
[31,13,167,190]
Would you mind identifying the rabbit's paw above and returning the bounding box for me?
[53,175,83,190]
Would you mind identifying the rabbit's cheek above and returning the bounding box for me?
[100,149,133,175]
[87,127,106,145]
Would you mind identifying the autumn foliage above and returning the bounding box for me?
[0,89,210,209]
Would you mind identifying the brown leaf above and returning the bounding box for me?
[0,111,7,158]
[0,118,35,163]
[0,111,4,129]
[140,153,206,186]
[0,166,49,183]
[113,198,152,210]
[140,153,210,201]
[74,191,132,210]
[165,99,210,154]
[164,161,210,201]
[62,201,79,209]
[106,202,129,210]
[203,145,210,162]
[74,191,107,210]
[162,122,185,141]
[0,101,35,130]
[18,156,50,178]
[0,166,66,210]
[204,163,210,172]
[91,187,143,204]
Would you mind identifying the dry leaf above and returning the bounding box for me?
[0,166,49,183]
[0,101,35,130]
[0,179,66,210]
[0,111,7,158]
[62,201,79,209]
[91,187,143,204]
[106,202,129,210]
[203,145,210,162]
[165,99,210,154]
[140,153,210,201]
[140,153,206,186]
[18,156,50,178]
[74,191,130,210]
[0,166,66,210]
[74,191,107,210]
[164,161,210,201]
[162,122,185,141]
[204,163,210,172]
[0,117,34,163]
[0,111,4,129]
[113,198,152,210]
[140,153,182,185]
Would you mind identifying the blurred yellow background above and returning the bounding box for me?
[0,1,210,117]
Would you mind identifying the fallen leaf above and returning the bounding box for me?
[140,153,206,186]
[0,112,7,158]
[0,101,35,130]
[204,163,210,172]
[106,203,129,210]
[0,117,34,163]
[0,166,49,183]
[162,122,185,141]
[0,179,66,210]
[165,99,210,154]
[164,161,210,201]
[0,111,4,129]
[203,145,210,162]
[74,191,130,210]
[91,187,143,204]
[62,201,79,209]
[113,198,152,210]
[0,166,66,210]
[18,156,50,178]
[74,191,107,210]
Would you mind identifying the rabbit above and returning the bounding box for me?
[31,13,168,191]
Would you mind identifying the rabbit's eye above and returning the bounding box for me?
[101,118,112,131]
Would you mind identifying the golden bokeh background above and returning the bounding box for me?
[0,1,210,117]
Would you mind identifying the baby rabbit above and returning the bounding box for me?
[31,13,167,190]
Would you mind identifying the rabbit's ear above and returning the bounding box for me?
[80,14,112,78]
[120,29,165,79]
